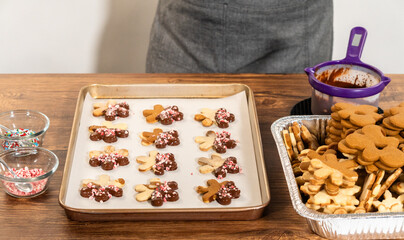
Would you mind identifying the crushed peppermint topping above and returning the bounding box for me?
[217,185,233,199]
[98,153,123,166]
[215,108,231,123]
[214,131,231,149]
[3,167,47,196]
[95,128,116,136]
[156,106,183,125]
[104,102,129,120]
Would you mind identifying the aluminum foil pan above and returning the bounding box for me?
[271,115,404,239]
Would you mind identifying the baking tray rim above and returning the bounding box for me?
[271,115,404,221]
[59,83,270,217]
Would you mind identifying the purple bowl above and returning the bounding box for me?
[305,26,390,114]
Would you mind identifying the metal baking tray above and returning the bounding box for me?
[59,83,270,221]
[272,115,404,239]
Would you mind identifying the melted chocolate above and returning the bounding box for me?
[215,108,235,128]
[213,131,237,153]
[315,68,367,88]
[214,157,240,179]
[215,181,240,205]
[89,127,128,143]
[153,153,177,175]
[155,130,180,148]
[104,102,130,121]
[150,181,179,207]
[116,129,129,138]
[156,106,184,125]
[89,153,129,171]
[89,157,101,167]
[80,183,123,202]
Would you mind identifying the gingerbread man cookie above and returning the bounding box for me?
[139,128,163,146]
[134,178,179,206]
[300,154,358,196]
[143,105,183,125]
[343,125,404,171]
[93,100,130,121]
[136,151,177,175]
[333,102,382,127]
[305,185,361,214]
[198,154,241,179]
[196,179,240,205]
[195,108,235,128]
[89,145,129,171]
[373,190,404,213]
[195,131,237,153]
[80,174,125,202]
[140,128,180,148]
[89,121,129,143]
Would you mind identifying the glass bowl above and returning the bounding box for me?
[0,147,59,198]
[0,110,50,150]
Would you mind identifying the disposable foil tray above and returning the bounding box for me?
[271,115,404,239]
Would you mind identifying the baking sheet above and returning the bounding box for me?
[64,91,262,209]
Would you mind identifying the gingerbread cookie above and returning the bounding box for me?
[343,125,404,170]
[195,131,237,153]
[134,178,179,206]
[196,179,240,205]
[373,190,404,213]
[143,105,164,123]
[334,103,382,126]
[80,174,125,202]
[140,128,180,148]
[139,128,163,146]
[89,145,129,170]
[89,121,129,143]
[143,105,183,125]
[136,151,177,175]
[198,154,241,179]
[195,131,216,151]
[93,100,129,121]
[300,153,358,196]
[305,185,361,214]
[195,108,235,128]
[391,182,404,195]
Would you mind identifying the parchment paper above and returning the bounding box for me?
[64,91,262,209]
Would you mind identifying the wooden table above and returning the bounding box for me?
[0,74,403,239]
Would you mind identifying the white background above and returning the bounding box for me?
[0,0,403,74]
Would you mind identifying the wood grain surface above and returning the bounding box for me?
[0,73,403,239]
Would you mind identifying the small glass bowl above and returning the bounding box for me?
[0,110,50,151]
[0,147,59,198]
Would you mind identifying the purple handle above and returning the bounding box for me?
[344,26,367,62]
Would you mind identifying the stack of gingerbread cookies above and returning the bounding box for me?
[283,102,404,214]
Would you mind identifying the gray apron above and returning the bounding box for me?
[146,0,333,73]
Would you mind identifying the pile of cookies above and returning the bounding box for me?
[282,102,404,214]
[80,101,242,206]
